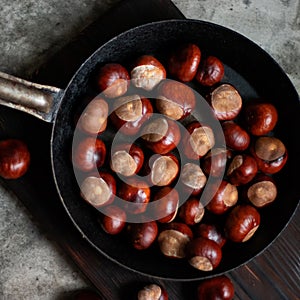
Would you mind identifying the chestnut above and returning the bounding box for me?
[195,56,225,87]
[110,95,153,135]
[206,180,238,215]
[186,237,222,271]
[144,153,179,186]
[250,136,288,174]
[78,97,108,135]
[158,222,193,259]
[197,275,234,300]
[152,187,179,223]
[80,172,116,208]
[208,83,242,120]
[195,223,226,248]
[243,174,277,208]
[100,205,126,235]
[225,204,260,242]
[117,179,151,214]
[167,43,201,82]
[226,154,258,186]
[127,221,158,250]
[178,197,205,225]
[131,55,166,91]
[242,101,278,136]
[72,137,106,172]
[156,80,196,120]
[0,139,30,179]
[110,143,144,177]
[137,284,168,300]
[96,63,130,98]
[141,117,181,154]
[222,121,250,151]
[202,148,231,178]
[180,162,207,195]
[183,121,215,160]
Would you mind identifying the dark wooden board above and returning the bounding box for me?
[1,0,299,299]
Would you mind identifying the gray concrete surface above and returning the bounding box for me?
[0,0,299,299]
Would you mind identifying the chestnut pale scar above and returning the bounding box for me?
[141,117,169,142]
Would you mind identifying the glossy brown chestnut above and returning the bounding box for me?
[167,43,201,82]
[208,83,242,120]
[96,63,130,98]
[131,55,166,91]
[72,137,106,172]
[100,205,127,235]
[180,162,207,196]
[138,284,168,300]
[197,275,234,300]
[72,289,103,300]
[222,121,250,151]
[141,117,181,154]
[144,153,179,186]
[0,139,30,179]
[226,154,258,186]
[242,101,278,136]
[250,136,288,174]
[78,97,108,135]
[80,172,116,208]
[178,197,205,225]
[183,121,215,160]
[158,222,193,259]
[195,223,227,248]
[110,95,153,135]
[206,180,238,215]
[202,148,231,178]
[195,56,225,87]
[156,80,196,120]
[152,187,179,223]
[225,205,260,242]
[243,174,277,208]
[117,179,151,214]
[186,237,222,271]
[127,221,158,250]
[110,143,144,177]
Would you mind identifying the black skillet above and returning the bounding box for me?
[0,19,299,281]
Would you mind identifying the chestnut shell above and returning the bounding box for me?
[0,139,31,179]
[242,101,278,136]
[167,43,201,82]
[197,275,234,300]
[225,205,261,242]
[195,55,225,87]
[186,237,222,271]
[127,221,158,250]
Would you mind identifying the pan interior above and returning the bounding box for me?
[51,19,300,280]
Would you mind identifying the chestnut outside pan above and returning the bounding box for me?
[0,19,299,281]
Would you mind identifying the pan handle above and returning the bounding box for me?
[0,71,64,123]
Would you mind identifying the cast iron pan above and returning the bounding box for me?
[0,19,299,281]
